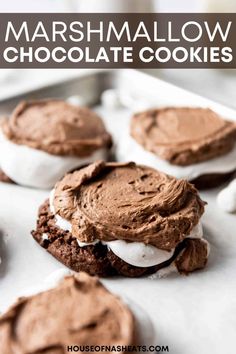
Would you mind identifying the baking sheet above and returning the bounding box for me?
[0,70,236,354]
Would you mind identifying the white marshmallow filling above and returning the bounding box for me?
[49,189,209,268]
[0,131,108,189]
[117,134,236,181]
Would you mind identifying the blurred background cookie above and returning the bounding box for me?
[117,107,236,189]
[0,272,155,353]
[0,100,112,189]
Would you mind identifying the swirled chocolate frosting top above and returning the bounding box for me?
[53,161,205,250]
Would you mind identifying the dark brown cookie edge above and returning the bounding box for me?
[191,170,235,190]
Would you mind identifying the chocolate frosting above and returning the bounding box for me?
[0,273,135,354]
[175,239,208,274]
[131,107,236,166]
[1,100,112,157]
[53,161,205,250]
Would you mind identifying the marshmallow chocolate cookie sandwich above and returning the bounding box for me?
[0,100,112,189]
[32,161,209,277]
[0,272,149,353]
[118,107,236,189]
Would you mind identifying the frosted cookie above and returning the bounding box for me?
[0,100,112,189]
[0,272,152,353]
[118,107,236,189]
[32,161,209,277]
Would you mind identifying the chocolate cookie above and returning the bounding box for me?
[32,161,209,277]
[191,171,236,190]
[0,100,112,188]
[131,107,236,165]
[125,107,236,189]
[0,273,136,353]
[1,100,112,157]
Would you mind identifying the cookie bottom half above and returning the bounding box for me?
[191,170,235,189]
[32,200,208,277]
